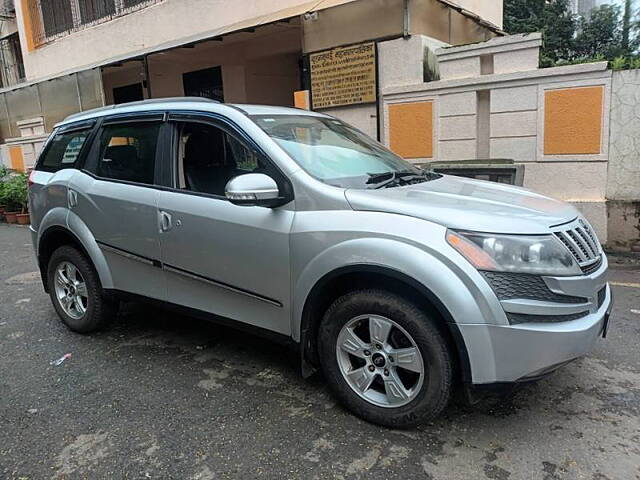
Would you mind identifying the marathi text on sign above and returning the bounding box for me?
[310,42,377,109]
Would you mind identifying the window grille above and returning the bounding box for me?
[28,0,163,46]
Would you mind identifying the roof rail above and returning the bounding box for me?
[63,97,221,122]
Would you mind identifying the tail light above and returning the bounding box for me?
[28,169,36,188]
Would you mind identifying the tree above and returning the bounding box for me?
[504,0,576,66]
[574,4,622,59]
[540,0,576,65]
[504,0,639,67]
[504,0,545,35]
[620,0,639,56]
[622,0,632,52]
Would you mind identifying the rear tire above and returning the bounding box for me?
[318,289,452,428]
[47,245,117,333]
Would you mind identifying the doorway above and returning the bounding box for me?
[182,66,224,101]
[113,82,144,104]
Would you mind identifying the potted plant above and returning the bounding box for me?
[0,165,9,220]
[3,172,29,225]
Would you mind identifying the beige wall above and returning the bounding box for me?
[15,0,502,83]
[0,16,18,40]
[457,0,503,29]
[102,27,301,107]
[381,34,613,242]
[14,0,352,81]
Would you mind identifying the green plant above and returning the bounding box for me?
[611,56,629,70]
[0,169,8,207]
[2,172,29,212]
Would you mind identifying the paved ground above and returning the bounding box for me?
[1,224,639,480]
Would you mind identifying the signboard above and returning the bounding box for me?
[309,42,377,110]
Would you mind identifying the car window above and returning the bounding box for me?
[227,134,260,172]
[251,115,424,188]
[37,129,90,172]
[177,122,266,196]
[95,123,160,184]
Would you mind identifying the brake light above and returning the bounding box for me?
[28,169,36,188]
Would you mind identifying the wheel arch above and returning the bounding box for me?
[298,264,472,384]
[37,220,113,292]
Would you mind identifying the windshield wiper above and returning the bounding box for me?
[366,170,441,189]
[366,171,396,186]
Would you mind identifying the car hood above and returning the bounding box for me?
[345,175,578,234]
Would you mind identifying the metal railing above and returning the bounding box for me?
[28,0,163,46]
[0,34,25,88]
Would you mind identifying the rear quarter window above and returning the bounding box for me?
[36,129,91,172]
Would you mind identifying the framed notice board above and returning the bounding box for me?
[309,42,377,110]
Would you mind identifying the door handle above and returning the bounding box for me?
[159,210,173,232]
[67,189,78,208]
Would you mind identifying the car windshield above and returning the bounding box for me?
[250,114,436,189]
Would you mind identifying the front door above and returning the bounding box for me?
[71,116,166,300]
[157,117,293,335]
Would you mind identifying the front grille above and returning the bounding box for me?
[482,271,587,303]
[507,311,589,325]
[553,218,602,274]
[581,257,602,275]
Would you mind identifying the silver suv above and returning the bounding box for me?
[29,99,612,427]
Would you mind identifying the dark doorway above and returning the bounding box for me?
[182,66,224,101]
[113,83,144,104]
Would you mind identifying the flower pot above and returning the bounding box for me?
[4,211,18,224]
[16,213,30,225]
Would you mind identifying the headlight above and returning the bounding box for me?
[446,230,581,276]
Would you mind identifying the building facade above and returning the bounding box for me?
[0,0,502,166]
[1,0,638,250]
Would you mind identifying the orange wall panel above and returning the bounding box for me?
[544,86,604,155]
[293,90,310,110]
[20,0,38,51]
[9,146,25,172]
[389,101,433,159]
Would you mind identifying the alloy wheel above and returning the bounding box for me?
[53,261,88,320]
[336,314,424,408]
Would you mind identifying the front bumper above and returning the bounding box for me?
[458,262,613,384]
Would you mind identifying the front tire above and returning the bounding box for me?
[47,245,116,333]
[318,289,453,428]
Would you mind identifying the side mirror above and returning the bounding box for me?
[225,173,281,207]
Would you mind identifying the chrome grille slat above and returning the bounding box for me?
[554,232,580,260]
[576,227,597,258]
[558,231,588,262]
[567,230,590,260]
[553,218,602,274]
[581,222,601,254]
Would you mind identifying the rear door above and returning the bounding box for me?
[69,114,168,300]
[30,121,95,232]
